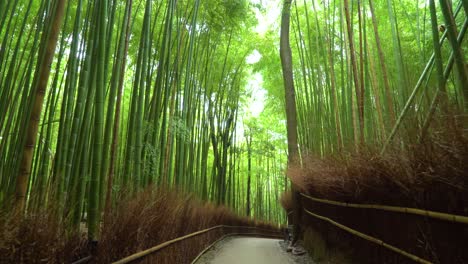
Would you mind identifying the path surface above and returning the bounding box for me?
[194,237,300,264]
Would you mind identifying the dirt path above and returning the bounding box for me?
[194,236,303,264]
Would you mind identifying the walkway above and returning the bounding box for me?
[194,236,297,264]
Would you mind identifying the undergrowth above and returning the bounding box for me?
[288,125,468,213]
[283,121,468,263]
[0,187,277,264]
[279,190,293,212]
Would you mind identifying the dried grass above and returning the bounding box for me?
[279,190,293,212]
[289,120,468,263]
[0,187,277,264]
[0,208,86,264]
[288,128,468,212]
[98,187,276,263]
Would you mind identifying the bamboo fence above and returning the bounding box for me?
[112,225,281,264]
[303,208,433,264]
[300,193,468,224]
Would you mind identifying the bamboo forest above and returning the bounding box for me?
[1,0,467,263]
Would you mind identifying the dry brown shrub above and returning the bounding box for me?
[289,118,468,212]
[96,186,278,262]
[293,119,468,263]
[279,191,293,211]
[0,208,86,264]
[1,187,278,263]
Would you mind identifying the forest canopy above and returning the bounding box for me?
[0,0,467,254]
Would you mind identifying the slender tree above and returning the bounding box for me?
[280,0,302,245]
[15,0,67,213]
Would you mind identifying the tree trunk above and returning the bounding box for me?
[369,0,396,126]
[245,131,252,217]
[439,0,468,110]
[104,0,132,223]
[344,0,364,145]
[280,0,301,244]
[15,0,67,213]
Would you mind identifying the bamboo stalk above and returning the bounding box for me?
[301,193,468,224]
[303,208,432,264]
[381,2,463,154]
[15,0,68,212]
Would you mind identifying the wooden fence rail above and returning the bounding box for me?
[300,193,468,224]
[298,192,468,263]
[112,225,281,264]
[303,208,433,264]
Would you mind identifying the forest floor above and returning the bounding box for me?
[194,236,313,264]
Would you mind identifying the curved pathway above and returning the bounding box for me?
[194,237,297,264]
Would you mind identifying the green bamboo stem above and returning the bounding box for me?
[438,0,468,111]
[381,2,464,154]
[15,0,67,213]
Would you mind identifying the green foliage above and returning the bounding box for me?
[0,0,288,241]
[266,0,468,155]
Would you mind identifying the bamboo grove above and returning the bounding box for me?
[0,0,289,242]
[275,0,468,156]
